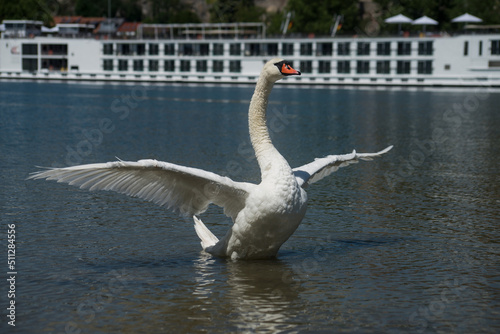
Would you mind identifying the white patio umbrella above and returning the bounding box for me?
[451,13,483,23]
[384,14,413,34]
[41,25,60,33]
[385,14,413,24]
[412,15,438,33]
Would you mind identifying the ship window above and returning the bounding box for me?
[137,44,145,55]
[337,60,350,73]
[417,60,432,74]
[418,41,433,55]
[356,60,370,74]
[196,43,209,56]
[180,60,191,72]
[396,60,411,74]
[196,60,207,72]
[377,42,390,56]
[357,42,370,56]
[164,60,175,72]
[229,44,241,56]
[117,44,129,55]
[149,44,159,56]
[299,61,312,73]
[318,61,331,73]
[165,44,175,55]
[463,41,469,56]
[397,42,411,56]
[317,43,332,56]
[133,60,143,71]
[118,44,145,56]
[149,60,159,72]
[213,60,224,72]
[41,58,68,71]
[376,60,390,74]
[213,43,224,56]
[479,41,483,56]
[265,43,278,56]
[41,44,68,55]
[22,44,38,55]
[337,42,350,56]
[244,43,277,56]
[103,59,113,71]
[103,43,113,55]
[282,43,294,56]
[245,43,260,56]
[300,43,312,56]
[492,40,500,55]
[22,58,38,72]
[118,60,128,71]
[229,60,241,73]
[179,44,193,56]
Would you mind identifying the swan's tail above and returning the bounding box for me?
[193,216,219,250]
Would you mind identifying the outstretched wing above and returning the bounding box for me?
[293,146,393,188]
[28,159,255,219]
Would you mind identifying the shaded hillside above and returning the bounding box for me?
[1,0,498,35]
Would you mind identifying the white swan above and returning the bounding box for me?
[29,58,392,260]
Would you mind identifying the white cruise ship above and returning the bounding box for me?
[1,21,499,86]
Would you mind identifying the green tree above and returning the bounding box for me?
[373,0,500,33]
[285,0,360,35]
[209,0,264,23]
[266,11,286,35]
[146,0,200,23]
[118,0,142,21]
[0,0,57,26]
[374,0,456,32]
[75,0,142,21]
[447,0,500,25]
[75,0,112,17]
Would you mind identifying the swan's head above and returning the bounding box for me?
[263,58,301,82]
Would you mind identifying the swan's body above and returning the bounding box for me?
[29,59,392,260]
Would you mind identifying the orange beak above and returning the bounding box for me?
[281,63,301,76]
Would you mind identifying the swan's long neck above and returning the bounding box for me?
[249,75,290,180]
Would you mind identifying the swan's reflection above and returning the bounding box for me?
[193,253,303,332]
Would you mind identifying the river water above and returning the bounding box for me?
[1,81,499,333]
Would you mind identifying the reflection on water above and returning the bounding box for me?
[1,82,499,333]
[192,255,297,332]
[221,259,301,333]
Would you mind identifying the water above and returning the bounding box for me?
[1,80,499,333]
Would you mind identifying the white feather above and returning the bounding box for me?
[29,160,254,218]
[293,146,393,188]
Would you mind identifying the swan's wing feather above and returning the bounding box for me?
[293,146,393,188]
[28,159,254,218]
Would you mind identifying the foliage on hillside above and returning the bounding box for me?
[373,0,500,34]
[0,0,498,35]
